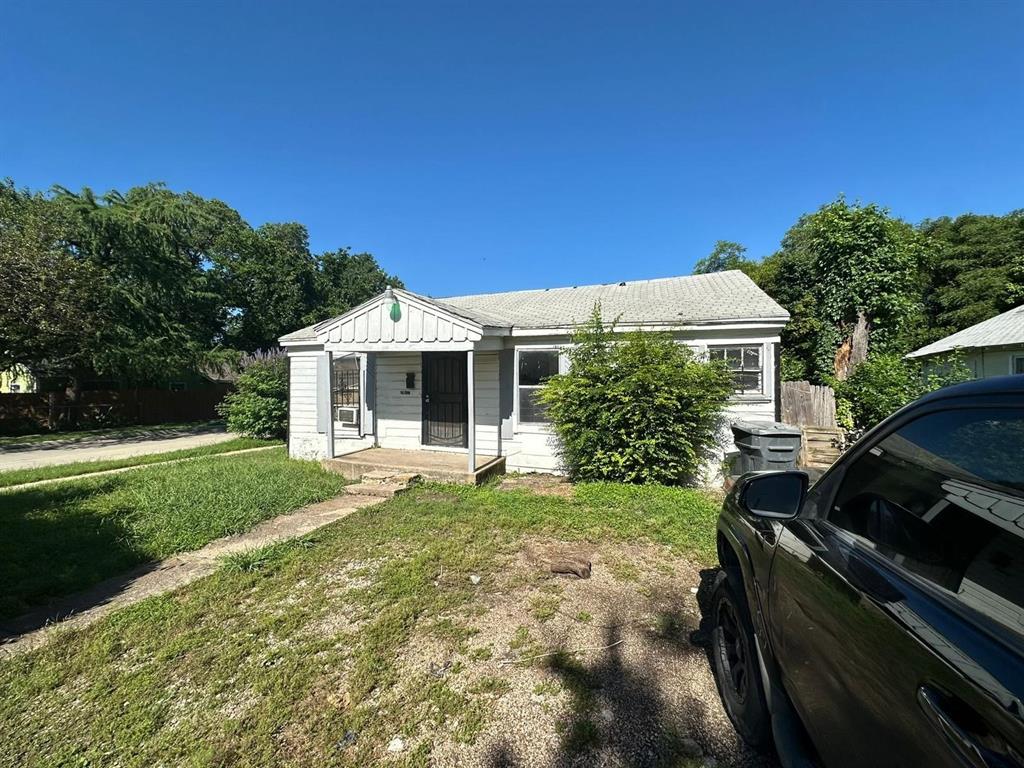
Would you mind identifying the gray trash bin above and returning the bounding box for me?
[731,420,802,474]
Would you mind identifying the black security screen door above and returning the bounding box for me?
[422,352,467,447]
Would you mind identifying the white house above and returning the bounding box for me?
[907,304,1024,378]
[279,270,789,479]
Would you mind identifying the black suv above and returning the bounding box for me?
[711,374,1024,768]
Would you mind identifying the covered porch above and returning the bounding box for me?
[284,287,513,480]
[323,447,507,485]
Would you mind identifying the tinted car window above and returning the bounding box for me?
[829,408,1024,637]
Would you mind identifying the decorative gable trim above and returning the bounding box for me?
[314,289,485,346]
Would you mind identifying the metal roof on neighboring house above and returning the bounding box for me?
[278,270,789,343]
[907,304,1024,359]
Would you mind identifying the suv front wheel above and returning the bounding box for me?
[710,569,772,750]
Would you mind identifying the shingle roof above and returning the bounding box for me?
[438,271,788,329]
[279,270,788,343]
[907,304,1024,358]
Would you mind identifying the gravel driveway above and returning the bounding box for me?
[403,537,776,768]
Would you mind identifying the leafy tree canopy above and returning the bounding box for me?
[0,179,402,388]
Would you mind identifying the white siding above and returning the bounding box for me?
[474,352,500,456]
[960,346,1024,379]
[288,351,324,460]
[371,351,501,455]
[503,330,783,478]
[375,352,423,449]
[504,431,563,473]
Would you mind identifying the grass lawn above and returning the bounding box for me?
[0,437,279,489]
[0,448,347,620]
[0,420,222,448]
[0,481,733,768]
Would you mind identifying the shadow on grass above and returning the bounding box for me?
[485,609,721,768]
[0,477,148,633]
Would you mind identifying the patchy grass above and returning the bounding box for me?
[0,420,222,448]
[0,448,347,619]
[531,594,562,622]
[0,438,278,489]
[0,480,725,767]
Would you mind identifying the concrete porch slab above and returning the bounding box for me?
[323,447,506,485]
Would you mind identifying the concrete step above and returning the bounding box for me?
[343,482,409,498]
[361,470,420,485]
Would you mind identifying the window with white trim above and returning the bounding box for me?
[709,345,763,395]
[331,355,361,430]
[1014,355,1024,375]
[518,349,559,424]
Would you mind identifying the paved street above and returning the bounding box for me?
[0,426,235,471]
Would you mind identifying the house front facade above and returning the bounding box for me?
[279,271,789,477]
[908,304,1024,379]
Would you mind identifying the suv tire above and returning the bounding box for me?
[710,569,772,750]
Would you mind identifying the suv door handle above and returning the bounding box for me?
[917,685,989,768]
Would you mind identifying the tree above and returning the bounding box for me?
[694,240,749,274]
[2,178,404,395]
[749,198,926,384]
[312,249,404,322]
[51,183,239,381]
[217,222,320,351]
[0,181,109,388]
[538,307,733,485]
[920,211,1024,338]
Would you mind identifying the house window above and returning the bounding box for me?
[1014,355,1024,375]
[332,355,361,430]
[518,349,560,424]
[709,345,763,395]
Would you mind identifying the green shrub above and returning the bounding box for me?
[836,351,971,431]
[538,307,733,485]
[217,355,288,439]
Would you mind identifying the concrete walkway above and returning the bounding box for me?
[0,425,236,471]
[0,493,385,658]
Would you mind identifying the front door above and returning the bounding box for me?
[422,352,467,447]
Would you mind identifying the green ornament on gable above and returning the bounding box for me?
[384,286,401,322]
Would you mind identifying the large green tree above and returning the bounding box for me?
[0,181,109,387]
[920,211,1024,341]
[1,180,403,391]
[754,198,927,383]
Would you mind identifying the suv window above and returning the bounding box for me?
[829,407,1024,637]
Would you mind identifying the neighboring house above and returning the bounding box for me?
[279,271,790,475]
[907,304,1024,378]
[0,367,36,394]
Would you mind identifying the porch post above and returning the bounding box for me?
[322,351,335,459]
[466,349,475,473]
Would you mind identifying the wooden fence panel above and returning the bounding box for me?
[0,386,231,434]
[781,380,837,428]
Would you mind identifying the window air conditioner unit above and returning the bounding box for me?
[334,406,359,425]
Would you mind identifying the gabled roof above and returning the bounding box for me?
[279,270,788,343]
[907,304,1024,359]
[438,270,788,329]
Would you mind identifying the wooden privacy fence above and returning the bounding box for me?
[780,380,843,469]
[0,386,231,434]
[780,381,837,428]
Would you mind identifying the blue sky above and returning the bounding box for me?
[3,1,1022,296]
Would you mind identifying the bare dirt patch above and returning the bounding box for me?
[397,537,774,768]
[497,474,575,498]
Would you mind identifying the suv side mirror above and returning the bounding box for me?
[737,470,808,520]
